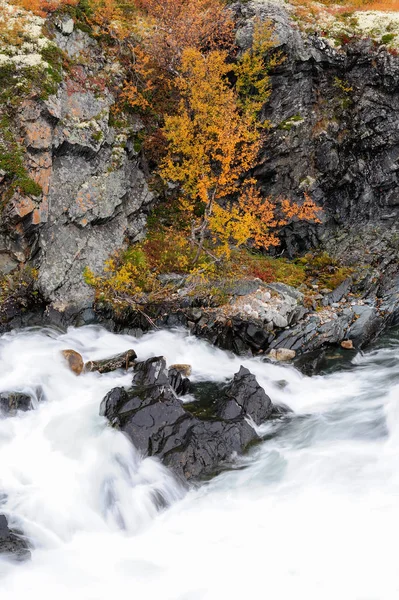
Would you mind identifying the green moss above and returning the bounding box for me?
[298,251,353,290]
[0,143,42,198]
[92,130,104,143]
[133,132,145,153]
[381,33,396,45]
[39,43,66,99]
[278,114,304,131]
[246,253,307,287]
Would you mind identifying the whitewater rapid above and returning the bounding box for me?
[0,325,399,599]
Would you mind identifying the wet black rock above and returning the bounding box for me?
[0,392,32,415]
[322,278,353,306]
[168,367,191,396]
[347,306,384,348]
[100,357,280,481]
[133,356,170,387]
[0,514,31,562]
[217,366,273,425]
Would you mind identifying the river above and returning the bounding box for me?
[0,325,398,599]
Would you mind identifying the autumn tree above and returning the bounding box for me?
[120,0,234,121]
[160,36,320,263]
[136,0,234,75]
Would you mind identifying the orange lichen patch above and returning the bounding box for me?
[26,153,52,196]
[72,187,96,224]
[24,121,52,150]
[9,196,36,218]
[31,198,48,224]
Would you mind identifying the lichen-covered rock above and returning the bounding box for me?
[0,19,153,309]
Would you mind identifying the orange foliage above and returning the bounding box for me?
[293,0,399,15]
[210,187,321,257]
[360,0,399,9]
[12,0,78,18]
[161,47,321,261]
[161,48,260,210]
[136,0,234,75]
[118,0,234,119]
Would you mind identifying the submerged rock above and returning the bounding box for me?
[0,515,31,562]
[0,392,32,414]
[100,358,281,481]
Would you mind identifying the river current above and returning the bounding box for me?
[0,325,398,599]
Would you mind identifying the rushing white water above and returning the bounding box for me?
[1,325,399,599]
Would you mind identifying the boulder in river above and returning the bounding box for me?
[85,349,137,374]
[62,349,84,375]
[217,366,273,425]
[0,514,31,562]
[100,357,282,481]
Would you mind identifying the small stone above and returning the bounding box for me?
[312,284,319,290]
[169,364,192,377]
[62,349,84,375]
[331,302,340,308]
[272,314,288,328]
[55,16,74,35]
[341,340,354,350]
[268,348,296,361]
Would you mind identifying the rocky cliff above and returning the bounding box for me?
[1,0,399,323]
[0,9,152,311]
[234,0,399,260]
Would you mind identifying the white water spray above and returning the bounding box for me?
[0,325,399,599]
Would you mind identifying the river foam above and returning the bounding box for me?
[0,325,398,599]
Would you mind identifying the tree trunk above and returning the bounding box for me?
[84,349,137,374]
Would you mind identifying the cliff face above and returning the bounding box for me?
[0,13,152,309]
[1,0,399,314]
[234,1,399,258]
